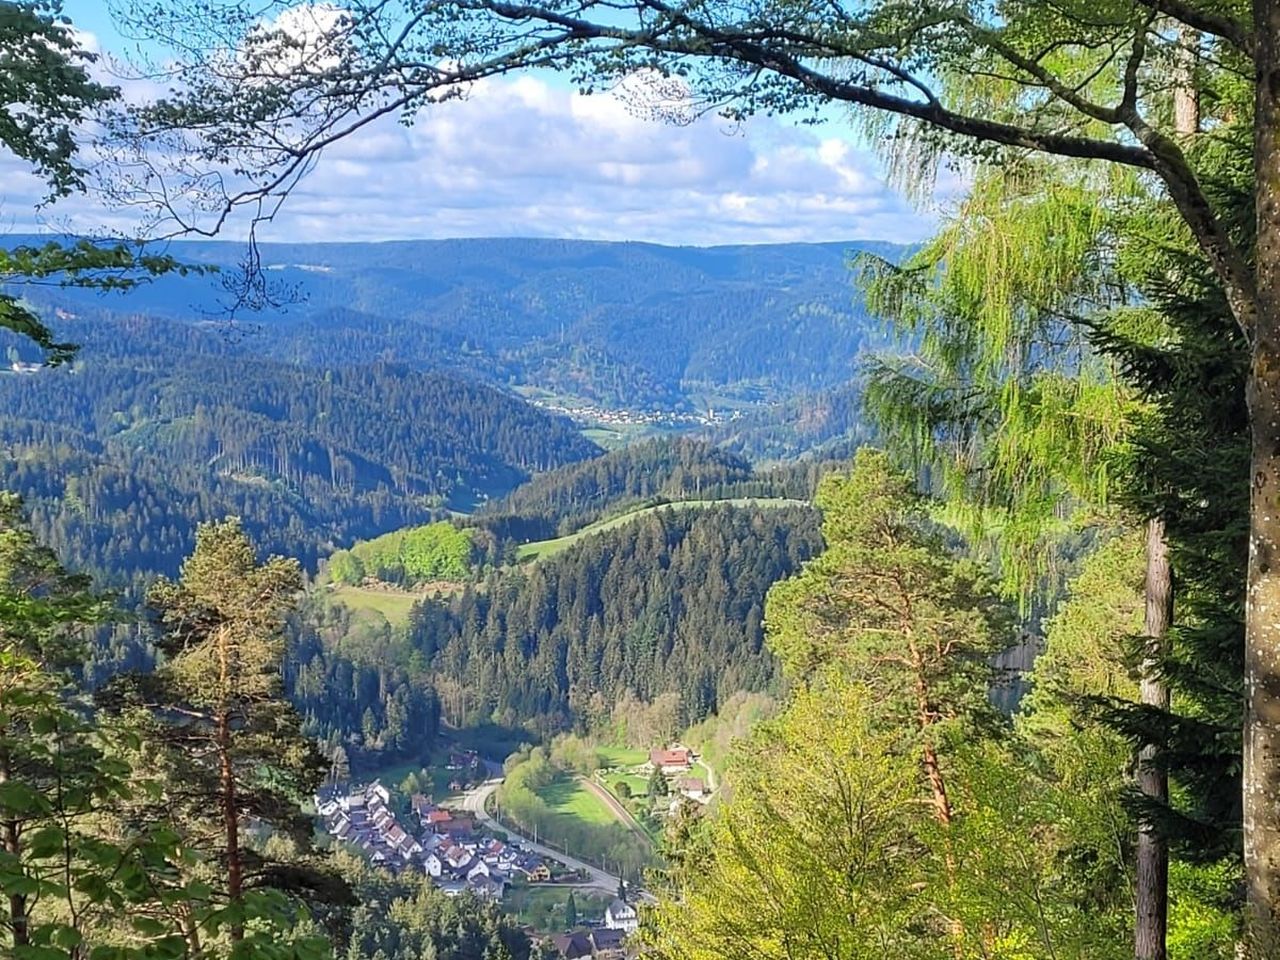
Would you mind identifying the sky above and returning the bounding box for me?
[27,2,939,248]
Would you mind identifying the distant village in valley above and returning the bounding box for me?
[528,398,743,429]
[313,744,713,958]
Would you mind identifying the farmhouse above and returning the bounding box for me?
[550,931,593,959]
[649,746,693,774]
[590,927,627,957]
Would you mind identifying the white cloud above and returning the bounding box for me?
[1,72,935,246]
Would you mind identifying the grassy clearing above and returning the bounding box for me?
[517,497,809,562]
[596,745,648,767]
[357,757,457,798]
[327,584,421,626]
[537,775,622,827]
[610,775,649,798]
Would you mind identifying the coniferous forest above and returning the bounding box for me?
[8,2,1280,960]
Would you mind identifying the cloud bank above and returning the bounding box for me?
[1,71,934,246]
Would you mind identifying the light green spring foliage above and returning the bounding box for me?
[861,161,1140,598]
[1017,532,1241,958]
[328,522,473,586]
[648,453,1204,959]
[643,673,934,960]
[644,671,1132,960]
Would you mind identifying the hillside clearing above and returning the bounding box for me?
[327,583,422,626]
[517,497,809,561]
[596,745,648,767]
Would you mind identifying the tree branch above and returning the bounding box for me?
[1133,0,1254,55]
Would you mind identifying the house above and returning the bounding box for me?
[448,750,479,770]
[550,932,593,959]
[604,898,638,934]
[424,809,453,828]
[467,860,493,880]
[481,839,507,863]
[411,793,435,819]
[443,816,478,837]
[423,852,444,878]
[443,843,473,868]
[649,747,693,774]
[437,878,467,898]
[421,832,447,851]
[675,777,707,801]
[467,874,506,901]
[590,927,626,957]
[366,781,392,806]
[514,855,551,882]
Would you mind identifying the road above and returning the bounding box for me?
[459,779,626,895]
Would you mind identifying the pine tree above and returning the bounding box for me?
[105,517,349,953]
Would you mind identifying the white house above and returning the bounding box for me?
[604,898,639,934]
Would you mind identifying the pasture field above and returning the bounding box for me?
[327,583,421,626]
[538,774,621,826]
[502,886,610,933]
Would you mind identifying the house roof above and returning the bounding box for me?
[650,747,692,766]
[551,932,593,959]
[592,928,625,950]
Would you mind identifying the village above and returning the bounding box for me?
[527,398,741,429]
[310,746,713,958]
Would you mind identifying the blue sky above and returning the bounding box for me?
[40,1,937,246]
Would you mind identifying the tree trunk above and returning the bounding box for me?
[1136,518,1172,960]
[219,708,244,942]
[1248,2,1280,951]
[216,624,244,942]
[0,744,29,950]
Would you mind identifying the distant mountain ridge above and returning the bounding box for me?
[8,235,905,411]
[0,312,598,579]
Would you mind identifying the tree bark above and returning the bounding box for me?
[219,708,244,942]
[1248,2,1280,951]
[1136,518,1172,960]
[1174,29,1200,138]
[0,744,29,950]
[217,624,244,943]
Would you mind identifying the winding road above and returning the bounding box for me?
[458,779,626,895]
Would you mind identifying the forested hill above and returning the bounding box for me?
[10,236,903,410]
[474,436,833,543]
[407,501,822,736]
[0,313,597,580]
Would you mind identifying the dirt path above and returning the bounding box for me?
[579,776,652,844]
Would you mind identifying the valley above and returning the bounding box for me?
[0,239,865,945]
[3,2,1263,957]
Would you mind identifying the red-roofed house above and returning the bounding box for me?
[649,747,693,774]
